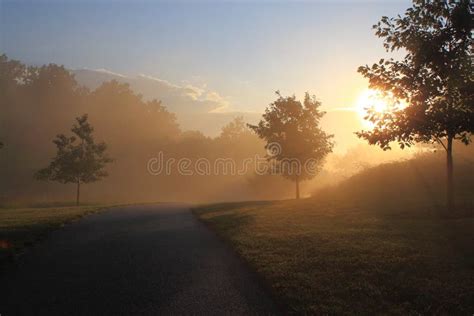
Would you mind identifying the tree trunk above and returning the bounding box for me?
[76,180,81,206]
[295,176,300,199]
[446,136,454,213]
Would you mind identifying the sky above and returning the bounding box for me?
[0,0,412,151]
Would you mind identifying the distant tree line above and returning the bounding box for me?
[0,55,305,204]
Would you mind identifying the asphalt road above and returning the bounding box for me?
[0,204,278,315]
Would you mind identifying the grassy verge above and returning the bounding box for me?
[0,204,114,265]
[193,199,474,314]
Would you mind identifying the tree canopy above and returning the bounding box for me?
[357,0,473,150]
[249,92,334,198]
[35,114,113,204]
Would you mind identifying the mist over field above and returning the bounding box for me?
[1,55,472,208]
[0,57,288,204]
[0,56,421,205]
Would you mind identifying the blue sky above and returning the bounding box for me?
[1,0,411,150]
[1,0,410,106]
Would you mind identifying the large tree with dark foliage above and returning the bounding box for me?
[36,114,113,205]
[249,92,333,199]
[357,0,474,212]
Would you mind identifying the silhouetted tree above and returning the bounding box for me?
[35,114,113,205]
[0,55,26,152]
[357,0,474,212]
[0,54,25,93]
[249,92,334,199]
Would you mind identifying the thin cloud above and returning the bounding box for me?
[91,68,126,78]
[73,68,232,114]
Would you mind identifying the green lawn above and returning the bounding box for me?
[0,205,113,264]
[193,199,474,314]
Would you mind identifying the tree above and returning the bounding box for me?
[357,0,474,212]
[219,117,252,142]
[249,92,334,199]
[1,54,26,153]
[216,116,263,159]
[87,80,180,143]
[0,54,25,97]
[35,114,113,205]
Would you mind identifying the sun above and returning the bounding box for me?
[355,89,394,128]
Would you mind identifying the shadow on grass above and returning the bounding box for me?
[192,200,275,216]
[204,212,255,234]
[194,198,474,314]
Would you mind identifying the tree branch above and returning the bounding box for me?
[435,136,448,152]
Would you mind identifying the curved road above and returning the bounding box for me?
[0,204,278,315]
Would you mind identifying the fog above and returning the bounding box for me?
[1,55,295,205]
[1,55,462,206]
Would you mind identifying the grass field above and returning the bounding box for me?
[0,204,112,265]
[193,199,474,314]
